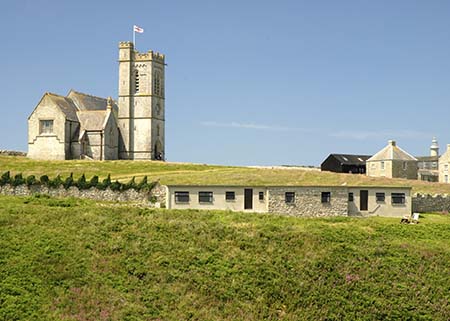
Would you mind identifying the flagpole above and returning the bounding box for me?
[133,26,136,48]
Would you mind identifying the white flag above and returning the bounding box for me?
[134,25,144,33]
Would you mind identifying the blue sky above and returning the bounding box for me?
[1,0,450,165]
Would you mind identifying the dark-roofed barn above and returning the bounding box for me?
[321,154,371,174]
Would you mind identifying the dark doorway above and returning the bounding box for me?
[360,190,368,211]
[244,189,253,210]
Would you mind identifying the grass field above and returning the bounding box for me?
[0,194,449,320]
[1,155,450,194]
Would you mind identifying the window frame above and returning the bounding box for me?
[174,191,189,203]
[225,191,235,201]
[198,191,213,204]
[321,192,331,204]
[259,191,264,201]
[348,192,354,202]
[381,161,385,170]
[391,193,406,205]
[285,192,295,204]
[376,192,385,202]
[39,119,54,135]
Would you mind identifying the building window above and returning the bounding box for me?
[376,192,385,202]
[39,120,54,134]
[391,193,405,205]
[445,164,449,171]
[156,125,160,137]
[134,70,140,93]
[259,192,264,201]
[403,162,407,170]
[199,191,213,203]
[445,175,448,183]
[154,71,161,96]
[175,191,189,203]
[285,192,295,204]
[348,192,354,202]
[225,191,235,201]
[381,161,385,170]
[156,103,161,116]
[321,192,331,203]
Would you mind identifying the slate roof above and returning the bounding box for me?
[77,110,110,131]
[67,90,110,111]
[367,141,417,162]
[45,93,79,121]
[327,154,371,165]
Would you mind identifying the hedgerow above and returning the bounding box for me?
[0,171,157,192]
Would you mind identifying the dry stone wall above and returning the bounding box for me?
[268,186,348,217]
[0,183,167,207]
[412,194,450,213]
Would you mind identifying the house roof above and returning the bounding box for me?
[367,140,417,162]
[77,110,110,131]
[416,156,439,162]
[67,90,110,111]
[326,154,371,165]
[45,93,79,121]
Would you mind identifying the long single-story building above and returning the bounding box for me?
[165,185,412,218]
[321,154,371,174]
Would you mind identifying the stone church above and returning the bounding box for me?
[28,42,165,161]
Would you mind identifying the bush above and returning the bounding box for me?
[40,175,49,186]
[76,174,88,190]
[110,180,122,191]
[64,173,74,189]
[12,173,25,187]
[0,171,11,186]
[89,175,99,189]
[97,174,112,190]
[48,175,63,188]
[26,175,37,187]
[123,177,137,191]
[137,176,148,191]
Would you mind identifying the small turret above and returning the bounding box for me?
[430,137,439,157]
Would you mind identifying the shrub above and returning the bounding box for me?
[26,175,37,187]
[12,173,25,187]
[97,174,112,190]
[64,173,74,189]
[137,176,148,191]
[89,175,99,188]
[48,175,63,188]
[76,174,88,190]
[40,175,49,186]
[110,180,122,191]
[123,177,137,191]
[0,171,11,186]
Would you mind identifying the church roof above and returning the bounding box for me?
[45,93,79,121]
[67,90,111,111]
[77,110,110,131]
[367,140,417,162]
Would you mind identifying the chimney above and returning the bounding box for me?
[107,97,113,110]
[388,140,396,147]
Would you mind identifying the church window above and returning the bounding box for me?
[134,70,140,93]
[156,125,160,137]
[156,103,161,116]
[39,120,53,134]
[154,71,161,96]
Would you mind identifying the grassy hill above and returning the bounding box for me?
[1,155,450,194]
[0,194,449,320]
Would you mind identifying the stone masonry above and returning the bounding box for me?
[268,186,348,217]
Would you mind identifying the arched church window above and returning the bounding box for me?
[156,124,160,137]
[134,70,140,93]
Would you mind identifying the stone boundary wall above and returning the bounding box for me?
[0,150,26,156]
[412,194,450,213]
[0,183,167,207]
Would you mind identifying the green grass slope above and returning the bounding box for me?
[1,155,450,194]
[0,195,449,320]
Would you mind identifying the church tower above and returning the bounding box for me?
[117,42,165,160]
